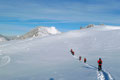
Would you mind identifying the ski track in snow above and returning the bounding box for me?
[84,63,115,80]
[0,56,10,67]
[68,38,115,80]
[72,55,115,80]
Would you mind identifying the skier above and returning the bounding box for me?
[84,58,86,63]
[97,58,102,71]
[70,49,74,56]
[79,56,82,61]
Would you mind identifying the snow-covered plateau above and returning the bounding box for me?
[0,25,120,80]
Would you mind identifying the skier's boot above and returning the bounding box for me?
[98,67,101,71]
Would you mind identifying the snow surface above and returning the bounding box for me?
[0,25,120,80]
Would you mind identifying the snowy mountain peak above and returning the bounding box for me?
[20,26,61,39]
[86,24,95,28]
[37,26,61,35]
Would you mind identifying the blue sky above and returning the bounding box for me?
[1,0,120,36]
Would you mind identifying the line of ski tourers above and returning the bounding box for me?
[70,49,102,71]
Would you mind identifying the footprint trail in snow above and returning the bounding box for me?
[71,54,115,80]
[84,63,115,80]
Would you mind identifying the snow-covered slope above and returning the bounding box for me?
[0,34,9,42]
[19,26,61,39]
[0,25,120,80]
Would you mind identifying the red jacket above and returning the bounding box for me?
[98,59,102,65]
[84,58,86,62]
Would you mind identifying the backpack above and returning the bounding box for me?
[99,60,102,64]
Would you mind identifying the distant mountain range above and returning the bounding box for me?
[0,26,61,42]
[0,25,104,42]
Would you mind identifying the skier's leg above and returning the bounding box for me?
[98,65,100,71]
[99,65,101,70]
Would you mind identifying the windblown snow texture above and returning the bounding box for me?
[0,25,120,80]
